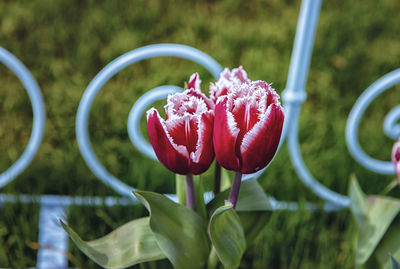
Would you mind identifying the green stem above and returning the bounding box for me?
[228,172,242,209]
[380,178,398,195]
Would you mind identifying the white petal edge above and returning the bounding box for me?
[188,73,202,91]
[190,113,209,163]
[147,108,189,159]
[239,105,274,154]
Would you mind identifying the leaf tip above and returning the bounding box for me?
[59,219,67,229]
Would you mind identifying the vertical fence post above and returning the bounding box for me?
[37,203,69,269]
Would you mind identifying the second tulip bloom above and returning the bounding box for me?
[213,80,284,174]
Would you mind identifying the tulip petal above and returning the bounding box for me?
[190,111,215,174]
[186,89,215,110]
[239,104,284,174]
[231,96,260,144]
[187,73,201,91]
[213,99,240,171]
[210,66,250,103]
[165,116,199,154]
[147,108,190,175]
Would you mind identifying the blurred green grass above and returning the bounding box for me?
[0,0,399,267]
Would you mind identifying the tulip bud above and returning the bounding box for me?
[392,138,400,183]
[147,73,215,175]
[213,79,284,174]
[209,66,250,103]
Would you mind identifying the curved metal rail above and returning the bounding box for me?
[1,0,399,266]
[0,47,45,189]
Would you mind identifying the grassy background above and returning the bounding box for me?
[0,0,399,267]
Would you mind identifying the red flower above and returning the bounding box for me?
[213,80,284,174]
[147,73,215,175]
[209,66,250,103]
[392,138,400,183]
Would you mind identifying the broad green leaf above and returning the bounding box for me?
[373,218,400,269]
[60,217,165,269]
[207,179,272,214]
[349,176,367,228]
[235,179,272,211]
[349,177,400,266]
[134,191,209,269]
[209,203,246,269]
[391,256,400,269]
[238,211,272,245]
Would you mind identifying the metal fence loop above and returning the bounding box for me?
[0,47,45,189]
[346,68,400,174]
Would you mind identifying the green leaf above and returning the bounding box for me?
[349,177,400,266]
[209,202,246,269]
[235,179,272,211]
[238,211,272,245]
[134,191,209,269]
[207,179,272,214]
[391,256,400,269]
[349,176,367,228]
[60,217,165,269]
[372,217,400,269]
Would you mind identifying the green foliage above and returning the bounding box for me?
[209,203,246,269]
[349,177,400,267]
[65,178,269,268]
[207,179,272,214]
[391,256,400,269]
[61,218,166,268]
[1,0,399,267]
[134,191,210,269]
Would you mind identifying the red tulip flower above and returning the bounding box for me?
[213,80,284,174]
[392,138,400,183]
[209,66,250,103]
[147,73,215,175]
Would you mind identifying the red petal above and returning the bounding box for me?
[165,116,199,154]
[189,111,215,174]
[231,96,260,148]
[213,98,240,171]
[239,104,284,174]
[187,73,200,91]
[147,109,190,174]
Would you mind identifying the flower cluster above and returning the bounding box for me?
[147,67,284,178]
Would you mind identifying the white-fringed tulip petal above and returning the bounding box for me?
[213,71,284,174]
[147,74,214,175]
[210,66,250,103]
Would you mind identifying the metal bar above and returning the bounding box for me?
[37,204,69,269]
[282,0,350,209]
[0,47,45,189]
[0,193,340,212]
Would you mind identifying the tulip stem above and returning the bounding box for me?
[213,162,221,195]
[228,172,242,209]
[185,174,196,210]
